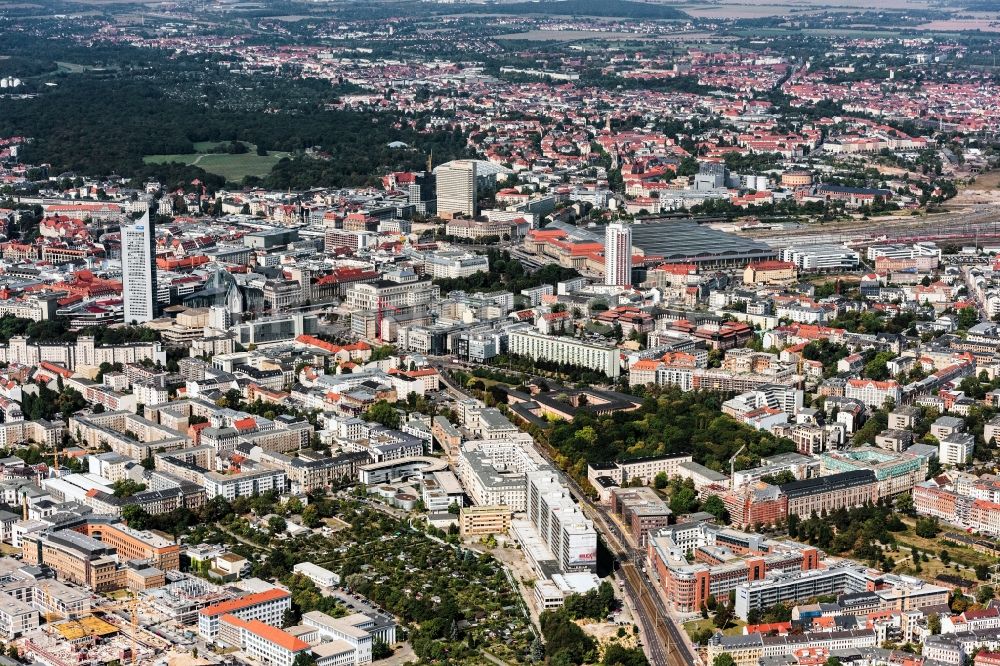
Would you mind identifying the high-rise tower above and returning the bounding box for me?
[435,160,477,218]
[604,223,632,287]
[121,211,157,324]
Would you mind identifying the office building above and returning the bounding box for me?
[198,587,292,640]
[780,244,861,271]
[508,329,620,379]
[81,520,180,572]
[610,487,671,546]
[604,223,632,286]
[819,447,928,498]
[457,437,548,511]
[525,471,597,573]
[0,594,38,639]
[218,615,310,666]
[940,432,975,466]
[436,160,477,218]
[779,470,877,518]
[407,171,436,215]
[292,562,340,589]
[587,454,694,487]
[20,529,120,592]
[300,607,397,665]
[344,280,439,312]
[121,211,157,324]
[647,522,820,614]
[732,565,948,621]
[460,506,512,537]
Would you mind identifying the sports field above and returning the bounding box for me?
[143,142,289,182]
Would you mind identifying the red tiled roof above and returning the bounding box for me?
[220,614,309,652]
[199,588,290,618]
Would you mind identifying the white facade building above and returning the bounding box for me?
[939,433,975,467]
[197,588,292,640]
[508,329,620,379]
[436,160,477,218]
[780,244,861,271]
[604,223,632,286]
[844,379,902,408]
[121,211,157,324]
[526,471,597,573]
[203,466,288,501]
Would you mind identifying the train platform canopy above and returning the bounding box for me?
[629,220,776,266]
[544,218,777,267]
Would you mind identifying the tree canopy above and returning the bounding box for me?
[544,385,796,483]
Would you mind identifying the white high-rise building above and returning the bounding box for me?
[208,305,232,331]
[525,470,597,573]
[436,160,477,218]
[121,211,157,324]
[604,223,632,286]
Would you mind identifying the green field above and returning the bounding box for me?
[143,142,290,183]
[684,617,746,639]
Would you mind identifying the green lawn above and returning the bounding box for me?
[895,518,998,570]
[684,617,745,639]
[143,142,290,182]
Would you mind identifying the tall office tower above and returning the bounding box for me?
[435,160,477,218]
[604,222,632,286]
[122,211,157,324]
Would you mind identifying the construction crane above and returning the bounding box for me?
[96,594,143,666]
[730,443,747,490]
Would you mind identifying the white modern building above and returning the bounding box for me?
[458,437,548,511]
[525,471,597,573]
[292,561,340,588]
[302,609,397,665]
[121,211,157,324]
[203,466,288,501]
[780,244,861,271]
[508,329,620,379]
[436,160,477,218]
[220,615,310,666]
[198,588,292,640]
[604,223,632,286]
[0,593,39,639]
[418,250,489,279]
[939,433,975,467]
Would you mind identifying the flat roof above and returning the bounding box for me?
[624,221,775,262]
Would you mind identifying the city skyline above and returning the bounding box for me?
[0,2,998,666]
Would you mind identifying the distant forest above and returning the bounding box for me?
[446,0,688,19]
[0,77,468,190]
[0,37,470,191]
[322,0,688,20]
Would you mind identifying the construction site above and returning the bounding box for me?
[19,613,153,666]
[15,589,182,666]
[143,575,233,626]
